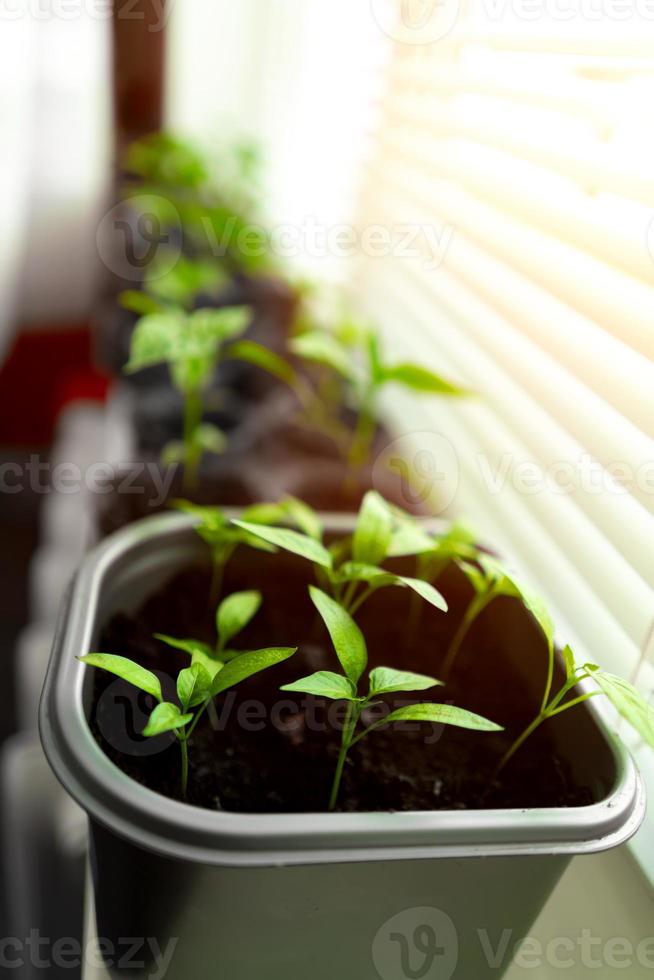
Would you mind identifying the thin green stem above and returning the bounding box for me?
[348,585,376,618]
[347,385,377,472]
[209,554,225,611]
[185,701,210,741]
[540,645,556,716]
[328,702,359,811]
[547,691,603,718]
[545,681,576,714]
[496,713,546,775]
[408,556,447,644]
[342,580,360,612]
[182,387,203,493]
[179,737,189,798]
[496,689,603,775]
[441,590,494,680]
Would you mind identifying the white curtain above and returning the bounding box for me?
[0,0,112,361]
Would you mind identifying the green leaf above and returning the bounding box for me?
[415,522,480,571]
[562,644,577,683]
[172,500,226,525]
[232,521,332,568]
[240,497,323,542]
[336,564,448,613]
[142,702,193,737]
[119,290,162,316]
[457,560,489,595]
[78,654,162,702]
[395,576,449,613]
[161,440,186,466]
[281,671,357,701]
[441,520,479,551]
[290,331,356,380]
[388,523,437,558]
[368,667,442,697]
[154,634,223,681]
[481,557,555,654]
[124,313,183,373]
[377,703,503,732]
[170,354,213,395]
[228,340,297,387]
[521,586,555,656]
[187,306,251,343]
[335,561,388,584]
[353,491,393,566]
[216,591,262,649]
[192,423,226,455]
[591,671,654,749]
[177,663,212,709]
[366,330,385,384]
[380,363,471,396]
[309,586,367,684]
[210,647,297,697]
[279,497,323,542]
[125,132,209,188]
[172,502,279,555]
[145,256,227,306]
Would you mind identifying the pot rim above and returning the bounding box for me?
[39,513,645,868]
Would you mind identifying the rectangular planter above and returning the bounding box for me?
[40,514,645,980]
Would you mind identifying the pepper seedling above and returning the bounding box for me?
[173,497,319,605]
[124,305,251,490]
[497,646,654,772]
[122,132,271,275]
[281,587,502,810]
[80,590,296,798]
[232,490,449,619]
[290,316,470,470]
[441,555,554,681]
[120,255,230,316]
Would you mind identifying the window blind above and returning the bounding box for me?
[353,4,654,688]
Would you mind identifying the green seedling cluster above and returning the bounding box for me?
[227,491,654,777]
[122,132,268,275]
[117,134,476,513]
[80,590,296,798]
[233,490,450,618]
[290,307,470,473]
[124,305,252,490]
[80,489,654,806]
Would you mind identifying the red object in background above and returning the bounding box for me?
[0,326,110,447]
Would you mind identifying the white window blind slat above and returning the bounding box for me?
[381,135,654,286]
[385,93,654,207]
[359,255,654,628]
[371,157,654,361]
[364,190,654,502]
[355,3,654,695]
[364,251,654,586]
[362,290,646,679]
[399,194,654,434]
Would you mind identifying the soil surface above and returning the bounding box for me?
[91,554,601,813]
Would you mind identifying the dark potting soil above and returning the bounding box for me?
[90,553,602,814]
